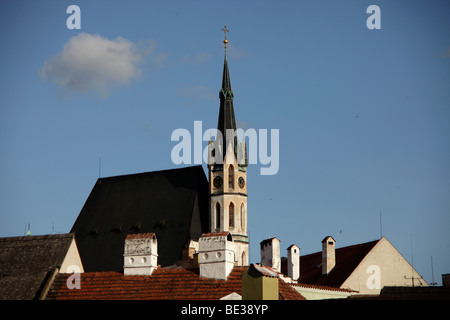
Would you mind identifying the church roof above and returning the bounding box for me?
[45,266,305,300]
[0,233,75,300]
[296,239,380,288]
[70,165,209,272]
[217,45,236,135]
[216,40,239,161]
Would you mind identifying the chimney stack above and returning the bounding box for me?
[260,237,281,272]
[322,236,336,275]
[199,232,235,280]
[242,264,279,300]
[124,233,158,276]
[287,244,300,281]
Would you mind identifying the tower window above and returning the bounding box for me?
[229,202,234,228]
[228,165,234,189]
[215,202,221,229]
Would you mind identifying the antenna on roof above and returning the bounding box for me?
[430,256,437,286]
[404,233,423,287]
[379,210,383,238]
[99,154,102,178]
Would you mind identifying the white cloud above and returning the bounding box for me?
[40,33,145,96]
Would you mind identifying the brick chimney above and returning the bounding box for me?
[322,236,336,275]
[287,244,300,281]
[124,233,158,276]
[198,232,235,280]
[260,237,281,272]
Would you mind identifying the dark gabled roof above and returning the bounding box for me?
[297,239,380,288]
[45,266,305,300]
[0,233,75,300]
[70,165,209,272]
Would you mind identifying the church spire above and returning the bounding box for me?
[217,25,237,158]
[208,26,249,266]
[220,25,233,101]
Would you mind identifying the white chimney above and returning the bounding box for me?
[322,236,336,275]
[260,237,281,272]
[199,232,235,280]
[287,244,300,281]
[124,233,158,276]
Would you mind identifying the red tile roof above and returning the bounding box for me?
[277,278,306,300]
[45,266,305,300]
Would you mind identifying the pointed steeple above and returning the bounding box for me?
[220,46,234,101]
[208,26,249,267]
[220,25,232,100]
[217,25,237,159]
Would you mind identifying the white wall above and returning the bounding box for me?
[60,238,84,273]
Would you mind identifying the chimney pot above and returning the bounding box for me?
[287,244,300,281]
[124,233,158,276]
[260,238,281,272]
[199,232,235,280]
[321,236,336,275]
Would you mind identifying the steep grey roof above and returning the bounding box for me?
[0,233,75,300]
[70,165,210,272]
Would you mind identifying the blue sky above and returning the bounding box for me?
[1,0,449,285]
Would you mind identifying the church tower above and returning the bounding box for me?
[208,26,249,266]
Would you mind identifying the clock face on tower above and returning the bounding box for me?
[238,177,245,188]
[213,176,223,189]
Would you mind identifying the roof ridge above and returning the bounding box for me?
[96,165,205,181]
[0,233,75,242]
[292,282,357,292]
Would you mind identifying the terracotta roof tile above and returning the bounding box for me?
[47,267,244,300]
[46,266,305,300]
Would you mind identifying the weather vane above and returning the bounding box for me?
[222,25,229,48]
